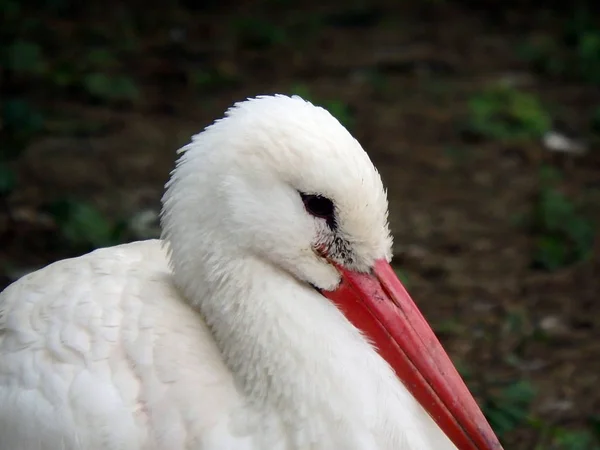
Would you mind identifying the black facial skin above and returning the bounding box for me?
[300,191,355,267]
[300,193,337,230]
[327,235,354,266]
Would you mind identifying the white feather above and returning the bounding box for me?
[0,95,456,449]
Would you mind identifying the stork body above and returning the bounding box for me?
[0,240,449,449]
[0,95,502,450]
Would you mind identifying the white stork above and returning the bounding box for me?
[0,95,503,450]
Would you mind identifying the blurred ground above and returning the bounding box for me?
[1,1,599,447]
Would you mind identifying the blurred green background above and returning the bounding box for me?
[1,0,599,448]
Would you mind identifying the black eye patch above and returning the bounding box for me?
[299,192,337,230]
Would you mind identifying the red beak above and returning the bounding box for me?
[322,259,503,450]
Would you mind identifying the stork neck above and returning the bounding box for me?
[176,250,449,448]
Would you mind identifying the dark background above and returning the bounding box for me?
[1,1,599,447]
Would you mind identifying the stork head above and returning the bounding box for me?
[161,94,503,450]
[164,95,391,292]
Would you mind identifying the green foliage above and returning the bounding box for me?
[518,8,600,86]
[465,371,600,449]
[577,32,600,83]
[466,84,551,141]
[290,84,313,102]
[0,99,44,194]
[518,37,566,79]
[72,49,140,102]
[0,99,43,198]
[434,318,465,336]
[46,199,126,251]
[84,48,118,70]
[592,415,600,439]
[189,67,240,92]
[4,39,46,75]
[452,358,472,379]
[1,7,140,106]
[2,99,44,133]
[551,429,600,450]
[83,72,139,102]
[394,268,410,287]
[483,380,537,438]
[291,84,355,130]
[0,0,20,18]
[529,168,595,271]
[324,99,355,130]
[232,17,286,49]
[366,69,388,97]
[0,1,140,204]
[1,99,44,153]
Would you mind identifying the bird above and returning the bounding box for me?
[0,95,503,450]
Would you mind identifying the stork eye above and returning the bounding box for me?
[300,193,336,228]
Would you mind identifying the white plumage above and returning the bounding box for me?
[0,95,457,449]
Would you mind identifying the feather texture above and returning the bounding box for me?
[0,95,457,450]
